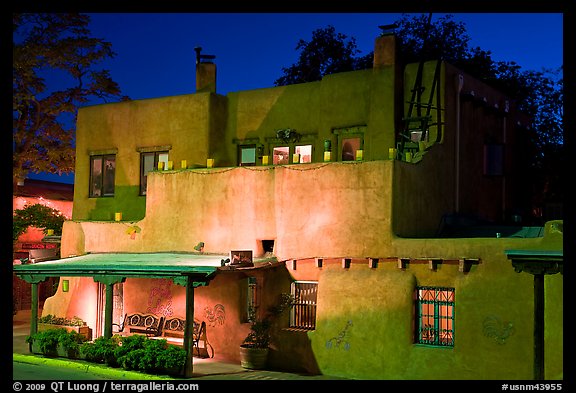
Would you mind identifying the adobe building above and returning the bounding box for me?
[14,32,563,380]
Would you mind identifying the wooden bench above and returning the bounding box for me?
[114,313,164,337]
[159,317,214,358]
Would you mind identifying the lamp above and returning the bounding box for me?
[62,280,69,292]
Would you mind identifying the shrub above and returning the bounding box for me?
[58,330,88,358]
[80,335,121,366]
[26,329,64,357]
[114,336,186,375]
[26,328,88,358]
[114,335,148,369]
[157,344,187,373]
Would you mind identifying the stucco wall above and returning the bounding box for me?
[73,93,220,221]
[302,231,561,380]
[62,161,395,261]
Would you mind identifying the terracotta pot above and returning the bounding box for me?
[239,346,269,369]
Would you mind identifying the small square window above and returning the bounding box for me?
[273,146,290,165]
[239,145,256,166]
[295,145,313,163]
[341,137,362,161]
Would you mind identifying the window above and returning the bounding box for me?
[415,286,454,347]
[140,151,169,195]
[239,145,256,166]
[90,154,116,197]
[295,145,312,163]
[341,137,362,161]
[273,146,290,165]
[483,144,504,176]
[272,144,313,164]
[246,277,258,322]
[332,125,366,162]
[290,281,318,330]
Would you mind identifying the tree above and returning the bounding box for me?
[13,203,67,240]
[13,13,129,186]
[274,14,563,222]
[274,26,363,86]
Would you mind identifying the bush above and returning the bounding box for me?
[26,328,88,358]
[114,336,186,375]
[29,331,187,376]
[80,335,121,366]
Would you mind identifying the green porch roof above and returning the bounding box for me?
[12,252,223,283]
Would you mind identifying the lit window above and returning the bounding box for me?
[90,155,115,197]
[295,145,313,163]
[341,137,362,161]
[140,151,168,195]
[239,145,256,166]
[273,146,290,165]
[290,281,318,330]
[415,286,454,347]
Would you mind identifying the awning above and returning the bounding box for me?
[12,252,224,285]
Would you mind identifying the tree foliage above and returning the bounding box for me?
[13,13,129,185]
[273,13,563,219]
[274,26,365,86]
[13,203,67,240]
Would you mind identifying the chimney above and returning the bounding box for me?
[373,24,397,68]
[194,47,217,93]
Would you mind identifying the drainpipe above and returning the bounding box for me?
[455,74,464,213]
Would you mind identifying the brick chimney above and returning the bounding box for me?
[373,24,397,68]
[194,47,217,93]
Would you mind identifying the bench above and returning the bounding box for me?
[114,313,164,337]
[159,317,214,358]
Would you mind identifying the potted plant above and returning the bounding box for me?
[239,293,293,369]
[38,314,93,340]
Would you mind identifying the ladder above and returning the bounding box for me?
[397,14,444,160]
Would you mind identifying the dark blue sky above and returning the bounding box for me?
[26,12,563,184]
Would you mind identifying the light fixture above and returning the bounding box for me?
[62,280,69,292]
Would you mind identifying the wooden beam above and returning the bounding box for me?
[368,258,379,269]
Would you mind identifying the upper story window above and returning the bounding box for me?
[239,145,257,166]
[272,144,313,164]
[415,286,455,347]
[333,125,366,161]
[89,154,116,197]
[140,151,169,195]
[341,137,363,161]
[483,143,504,176]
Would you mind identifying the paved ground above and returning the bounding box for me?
[13,310,347,381]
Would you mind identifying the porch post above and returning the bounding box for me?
[184,276,195,378]
[30,282,39,344]
[104,282,114,339]
[534,273,545,380]
[94,275,125,339]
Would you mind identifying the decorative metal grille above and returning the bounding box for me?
[416,286,455,347]
[290,281,318,330]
